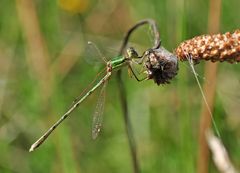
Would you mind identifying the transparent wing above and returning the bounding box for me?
[92,80,107,139]
[83,41,107,65]
[147,25,156,47]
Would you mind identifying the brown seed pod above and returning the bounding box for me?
[175,29,240,63]
[144,47,178,85]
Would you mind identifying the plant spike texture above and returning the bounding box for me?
[175,29,240,63]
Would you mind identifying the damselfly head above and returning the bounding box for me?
[126,47,139,59]
[144,47,178,85]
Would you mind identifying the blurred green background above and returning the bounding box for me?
[0,0,239,172]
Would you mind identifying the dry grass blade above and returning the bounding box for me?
[172,0,225,173]
[206,130,238,173]
[16,0,52,102]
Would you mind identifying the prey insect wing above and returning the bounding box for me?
[92,80,107,139]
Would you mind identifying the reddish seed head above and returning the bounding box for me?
[175,29,240,63]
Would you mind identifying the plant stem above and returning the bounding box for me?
[117,19,161,173]
[197,0,222,173]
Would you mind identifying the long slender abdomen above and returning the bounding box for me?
[175,29,240,63]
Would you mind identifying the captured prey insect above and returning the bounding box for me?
[29,46,142,152]
[143,46,178,85]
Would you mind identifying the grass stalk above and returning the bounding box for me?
[197,0,222,173]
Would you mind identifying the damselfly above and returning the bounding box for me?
[29,45,142,152]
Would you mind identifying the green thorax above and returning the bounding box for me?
[110,56,127,70]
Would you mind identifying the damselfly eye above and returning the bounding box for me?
[126,47,139,59]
